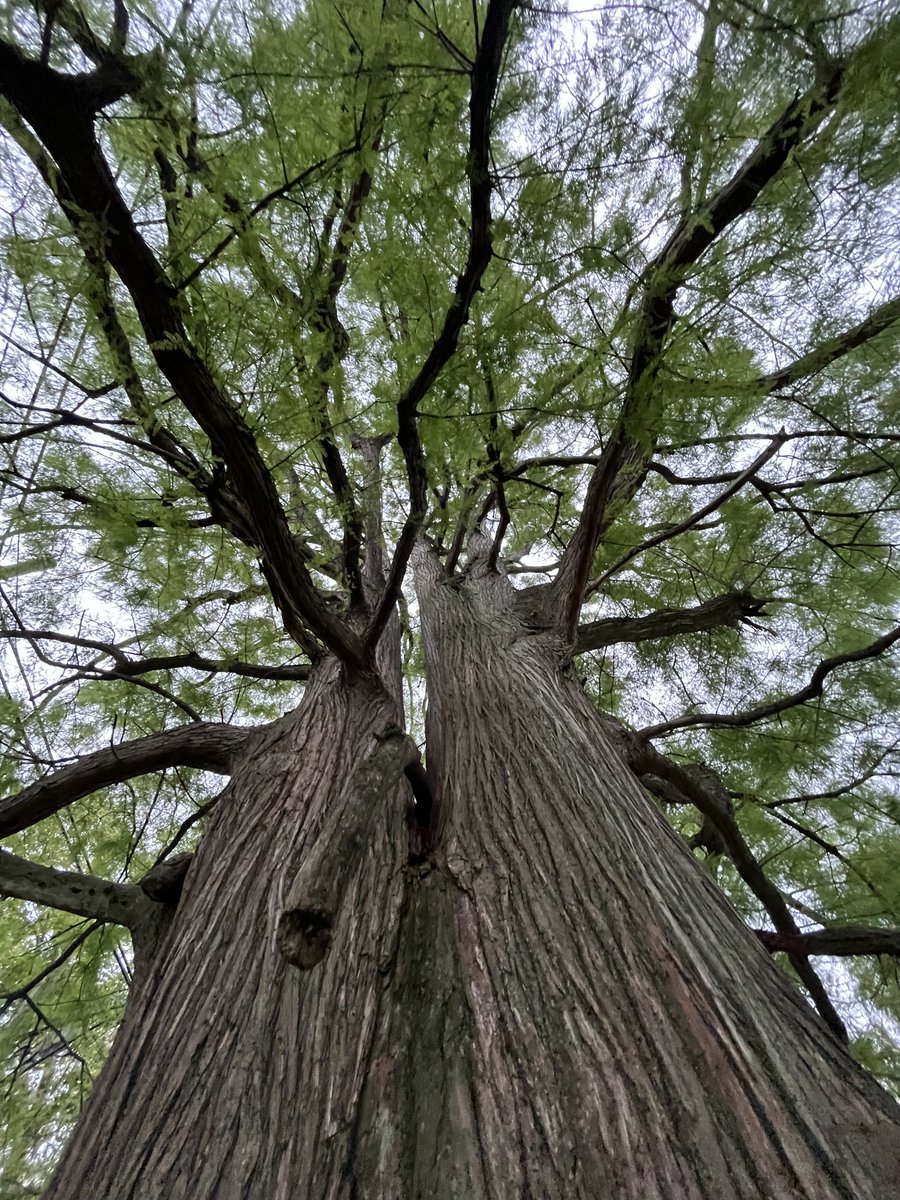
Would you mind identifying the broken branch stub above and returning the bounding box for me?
[276,727,418,970]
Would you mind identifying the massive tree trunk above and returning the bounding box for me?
[394,548,900,1199]
[43,661,413,1199]
[45,553,900,1199]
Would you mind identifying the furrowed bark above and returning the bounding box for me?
[400,543,900,1198]
[277,726,418,970]
[29,554,900,1200]
[41,661,413,1200]
[0,722,249,838]
[630,743,847,1040]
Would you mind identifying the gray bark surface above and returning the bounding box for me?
[43,663,410,1199]
[41,551,900,1199]
[393,545,900,1199]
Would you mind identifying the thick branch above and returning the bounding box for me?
[0,722,249,838]
[0,41,367,669]
[551,59,844,636]
[0,847,151,928]
[641,623,900,739]
[759,295,900,393]
[192,120,380,605]
[575,590,767,653]
[0,630,310,681]
[756,926,900,959]
[368,0,516,649]
[112,652,310,681]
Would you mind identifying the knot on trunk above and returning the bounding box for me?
[139,852,193,904]
[276,906,332,969]
[683,764,735,856]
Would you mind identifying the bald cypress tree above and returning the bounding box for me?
[2,2,900,1195]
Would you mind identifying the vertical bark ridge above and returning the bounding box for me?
[43,664,411,1200]
[413,546,900,1199]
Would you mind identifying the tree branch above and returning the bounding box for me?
[0,629,310,681]
[641,623,900,739]
[755,926,900,959]
[629,740,847,1040]
[551,58,844,637]
[767,742,899,808]
[576,590,767,653]
[305,99,390,608]
[1,920,101,1005]
[0,722,250,838]
[587,432,786,593]
[187,115,382,606]
[758,295,900,393]
[176,149,356,290]
[368,0,517,649]
[0,38,368,670]
[0,848,151,928]
[764,806,889,905]
[648,457,890,494]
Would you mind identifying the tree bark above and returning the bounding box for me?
[42,557,900,1199]
[43,661,412,1199]
[393,546,900,1199]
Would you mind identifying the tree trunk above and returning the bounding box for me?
[44,661,412,1199]
[384,547,900,1199]
[44,555,900,1199]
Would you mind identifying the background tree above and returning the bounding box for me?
[1,0,900,1195]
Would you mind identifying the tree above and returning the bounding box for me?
[1,0,900,1194]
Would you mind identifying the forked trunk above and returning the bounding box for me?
[45,553,900,1199]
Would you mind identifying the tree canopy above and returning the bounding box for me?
[1,0,899,1187]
